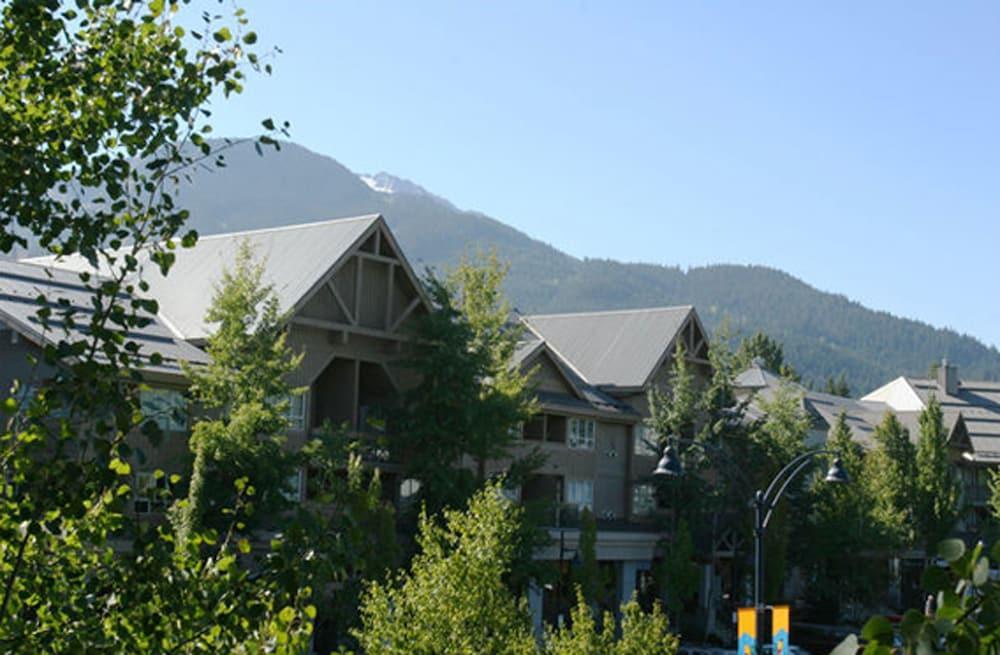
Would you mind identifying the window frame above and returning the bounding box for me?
[134,471,168,514]
[633,425,660,457]
[631,482,657,517]
[567,417,596,450]
[285,391,308,431]
[565,477,594,512]
[140,388,188,432]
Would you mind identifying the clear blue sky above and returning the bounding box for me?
[213,1,1000,348]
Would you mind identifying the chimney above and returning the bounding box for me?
[937,358,958,396]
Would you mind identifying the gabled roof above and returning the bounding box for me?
[25,214,406,341]
[0,260,206,374]
[512,338,638,420]
[860,377,925,412]
[521,306,699,390]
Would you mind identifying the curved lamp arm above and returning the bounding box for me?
[759,448,835,529]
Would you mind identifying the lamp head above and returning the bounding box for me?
[653,445,683,477]
[824,457,850,484]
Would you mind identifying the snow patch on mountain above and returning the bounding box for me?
[360,172,455,209]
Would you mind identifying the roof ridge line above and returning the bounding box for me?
[193,214,381,242]
[525,305,693,320]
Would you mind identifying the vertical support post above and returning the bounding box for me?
[754,490,766,655]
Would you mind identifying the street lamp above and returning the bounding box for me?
[653,440,849,654]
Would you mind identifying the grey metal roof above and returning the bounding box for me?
[26,214,381,341]
[904,377,1000,463]
[803,391,891,449]
[513,339,637,419]
[522,306,695,389]
[736,361,889,449]
[735,361,981,455]
[0,260,207,374]
[734,364,784,392]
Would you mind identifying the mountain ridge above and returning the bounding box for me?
[29,139,1000,394]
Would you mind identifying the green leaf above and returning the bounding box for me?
[938,538,966,562]
[861,615,894,643]
[922,566,949,592]
[973,555,990,586]
[109,458,131,476]
[899,609,925,643]
[213,27,232,42]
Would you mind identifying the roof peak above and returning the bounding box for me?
[525,305,693,320]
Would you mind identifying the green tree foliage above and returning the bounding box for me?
[0,1,314,651]
[544,588,679,655]
[353,484,538,655]
[834,538,1000,655]
[655,519,699,628]
[865,412,917,550]
[734,331,799,382]
[914,396,961,551]
[573,508,605,607]
[354,485,680,655]
[647,343,698,442]
[171,240,303,545]
[392,253,537,514]
[298,439,400,652]
[806,412,884,612]
[823,375,852,398]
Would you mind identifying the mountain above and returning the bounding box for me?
[120,141,1000,392]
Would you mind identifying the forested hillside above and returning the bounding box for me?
[46,140,1000,392]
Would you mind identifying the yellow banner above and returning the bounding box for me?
[737,607,756,655]
[771,605,790,655]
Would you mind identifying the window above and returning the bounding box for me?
[632,483,657,517]
[400,478,421,501]
[282,469,304,503]
[565,478,594,512]
[501,484,522,503]
[134,471,168,514]
[285,392,308,431]
[140,388,187,432]
[634,425,660,457]
[523,415,546,441]
[567,418,596,450]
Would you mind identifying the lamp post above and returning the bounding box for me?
[654,441,849,654]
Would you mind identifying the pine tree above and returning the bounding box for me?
[656,519,699,629]
[807,412,883,609]
[865,412,917,550]
[449,252,538,482]
[392,253,537,515]
[734,331,800,381]
[171,240,304,547]
[647,343,698,442]
[914,396,960,551]
[823,375,851,398]
[574,508,605,608]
